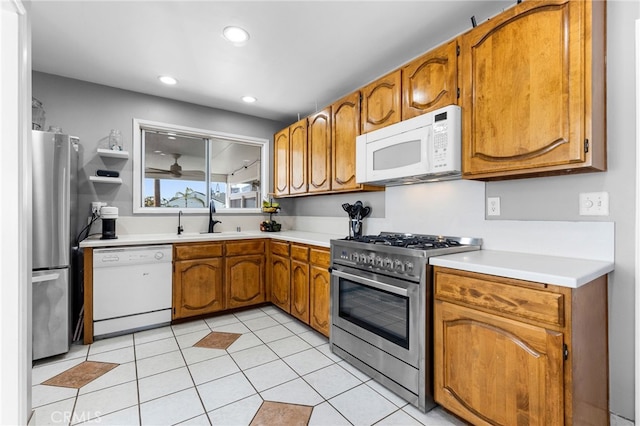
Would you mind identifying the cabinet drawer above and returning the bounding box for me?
[271,241,290,257]
[434,268,564,327]
[291,244,309,262]
[309,248,330,268]
[226,240,266,256]
[174,243,223,260]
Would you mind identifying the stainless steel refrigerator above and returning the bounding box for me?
[32,130,78,360]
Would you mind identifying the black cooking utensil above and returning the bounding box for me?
[361,206,371,219]
[351,201,363,219]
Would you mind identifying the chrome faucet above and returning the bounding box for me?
[208,200,222,233]
[177,210,183,235]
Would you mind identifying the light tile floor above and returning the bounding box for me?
[31,306,466,426]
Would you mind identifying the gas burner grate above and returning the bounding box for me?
[352,233,463,250]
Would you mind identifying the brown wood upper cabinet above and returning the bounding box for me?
[308,107,332,193]
[402,39,458,120]
[361,70,401,134]
[273,128,289,196]
[433,267,609,425]
[460,0,606,180]
[289,118,308,195]
[274,117,309,197]
[331,91,362,192]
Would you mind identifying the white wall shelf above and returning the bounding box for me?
[89,175,122,184]
[97,148,129,159]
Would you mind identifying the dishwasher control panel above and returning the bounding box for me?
[93,245,172,267]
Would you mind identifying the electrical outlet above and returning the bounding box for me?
[487,197,501,216]
[91,201,106,215]
[579,192,609,216]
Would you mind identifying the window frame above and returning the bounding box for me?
[132,118,269,214]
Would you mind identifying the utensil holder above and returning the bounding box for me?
[351,218,363,238]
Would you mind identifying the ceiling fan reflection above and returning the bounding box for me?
[145,153,205,180]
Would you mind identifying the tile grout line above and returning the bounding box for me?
[174,318,214,425]
[132,332,143,426]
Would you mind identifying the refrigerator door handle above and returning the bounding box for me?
[32,272,61,283]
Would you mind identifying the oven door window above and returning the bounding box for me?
[338,279,410,349]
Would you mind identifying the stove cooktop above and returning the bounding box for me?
[349,233,464,250]
[331,232,482,280]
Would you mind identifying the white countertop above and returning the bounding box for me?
[429,250,614,288]
[79,230,344,249]
[81,232,614,288]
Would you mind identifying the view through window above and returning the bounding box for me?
[133,119,268,213]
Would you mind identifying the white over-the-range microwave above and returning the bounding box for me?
[355,104,461,186]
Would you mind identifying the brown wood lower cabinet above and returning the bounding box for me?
[225,240,267,309]
[269,240,330,337]
[173,242,225,320]
[270,241,291,312]
[290,244,310,323]
[309,260,330,336]
[433,266,609,426]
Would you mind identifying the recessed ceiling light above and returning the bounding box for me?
[223,26,250,44]
[154,150,163,153]
[242,96,257,103]
[158,75,178,85]
[167,136,176,140]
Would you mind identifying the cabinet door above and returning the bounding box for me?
[461,0,600,179]
[173,258,224,319]
[290,259,309,323]
[402,39,458,120]
[225,255,265,309]
[308,107,332,193]
[331,91,361,191]
[274,128,290,196]
[270,254,290,312]
[289,118,308,195]
[309,264,330,337]
[434,300,564,426]
[361,70,401,134]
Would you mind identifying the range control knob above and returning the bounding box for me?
[394,259,404,272]
[405,262,414,273]
[350,252,359,262]
[383,258,393,268]
[359,254,368,263]
[375,256,383,266]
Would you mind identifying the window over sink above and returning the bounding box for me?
[132,118,268,214]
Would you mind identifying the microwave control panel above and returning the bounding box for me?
[431,109,460,171]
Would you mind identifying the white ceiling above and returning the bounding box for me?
[30,0,513,124]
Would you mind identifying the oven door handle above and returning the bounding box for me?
[332,269,410,297]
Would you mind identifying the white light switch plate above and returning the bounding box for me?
[579,192,609,216]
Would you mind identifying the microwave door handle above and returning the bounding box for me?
[332,269,410,297]
[424,126,432,171]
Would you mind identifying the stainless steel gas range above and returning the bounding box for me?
[329,232,482,412]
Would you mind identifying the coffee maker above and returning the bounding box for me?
[100,206,118,239]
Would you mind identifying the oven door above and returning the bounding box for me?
[331,266,421,366]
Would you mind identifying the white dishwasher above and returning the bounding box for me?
[93,245,172,339]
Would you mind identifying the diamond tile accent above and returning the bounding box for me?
[250,401,313,426]
[193,331,242,350]
[32,306,486,426]
[42,361,118,389]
